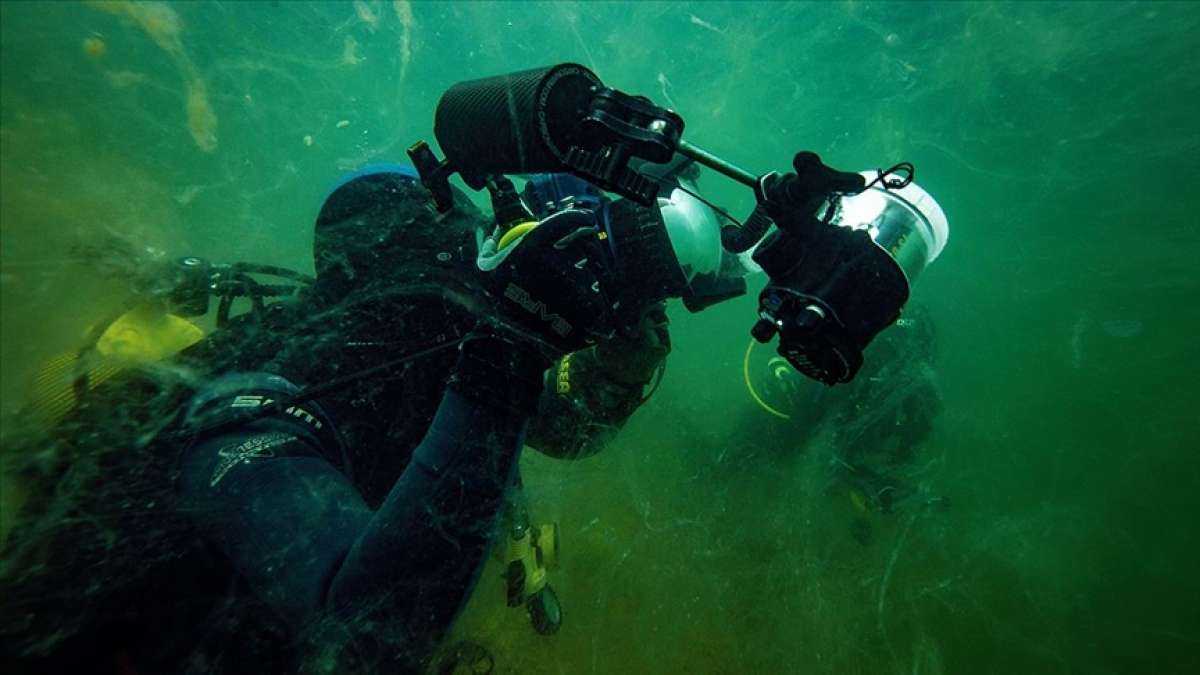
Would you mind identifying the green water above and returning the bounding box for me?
[2,1,1197,673]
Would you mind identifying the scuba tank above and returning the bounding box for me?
[24,257,312,433]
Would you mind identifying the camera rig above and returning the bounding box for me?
[408,63,915,385]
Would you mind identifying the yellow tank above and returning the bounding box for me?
[27,302,204,431]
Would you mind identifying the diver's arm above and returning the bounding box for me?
[177,342,543,656]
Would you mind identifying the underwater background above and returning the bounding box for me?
[1,1,1197,673]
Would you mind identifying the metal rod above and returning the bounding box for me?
[677,140,758,187]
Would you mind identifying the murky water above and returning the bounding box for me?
[2,2,1197,673]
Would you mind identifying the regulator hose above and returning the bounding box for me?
[721,202,774,253]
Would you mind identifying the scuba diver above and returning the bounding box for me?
[750,307,942,512]
[1,63,947,673]
[0,163,672,674]
[741,174,950,543]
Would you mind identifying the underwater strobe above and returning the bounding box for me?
[410,63,948,385]
[411,63,682,210]
[748,156,949,384]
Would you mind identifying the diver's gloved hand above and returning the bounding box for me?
[450,329,551,416]
[476,210,617,356]
[592,301,670,387]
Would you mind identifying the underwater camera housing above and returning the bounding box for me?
[414,63,944,384]
[748,161,949,384]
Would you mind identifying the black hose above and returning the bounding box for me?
[253,283,303,297]
[721,203,774,253]
[216,294,234,328]
[232,263,315,285]
[174,337,468,441]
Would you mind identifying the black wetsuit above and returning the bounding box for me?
[0,169,662,674]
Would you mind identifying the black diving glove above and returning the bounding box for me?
[476,209,618,356]
[456,210,620,415]
[592,301,670,387]
[450,329,552,416]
